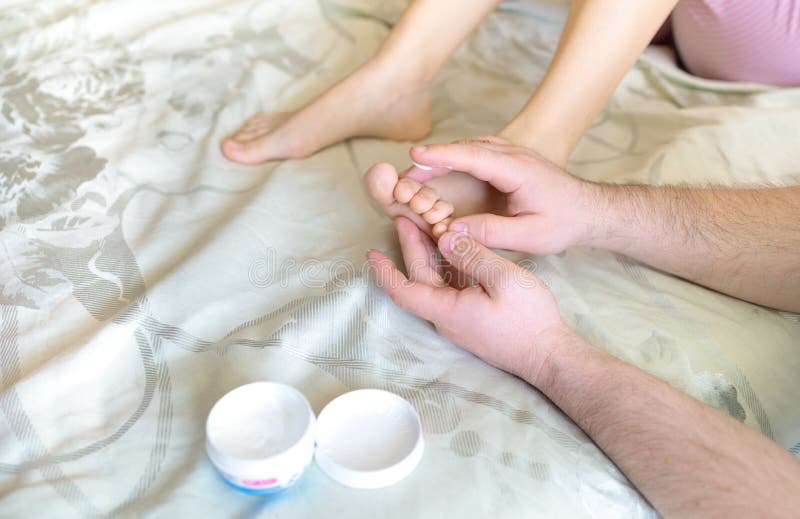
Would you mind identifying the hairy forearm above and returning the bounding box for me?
[532,328,800,517]
[585,184,800,312]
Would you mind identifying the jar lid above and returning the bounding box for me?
[314,389,424,489]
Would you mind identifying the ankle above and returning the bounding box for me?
[370,48,437,87]
[498,122,572,168]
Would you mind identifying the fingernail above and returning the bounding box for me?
[412,145,427,154]
[449,221,468,236]
[411,159,433,171]
[411,159,452,172]
[447,232,471,257]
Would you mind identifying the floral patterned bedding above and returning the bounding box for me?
[1,1,798,517]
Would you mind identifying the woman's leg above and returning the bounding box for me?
[223,0,502,165]
[500,0,680,166]
[672,0,800,87]
[364,0,682,239]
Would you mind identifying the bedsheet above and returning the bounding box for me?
[1,0,799,517]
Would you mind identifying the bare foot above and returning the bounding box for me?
[364,163,503,239]
[222,61,432,165]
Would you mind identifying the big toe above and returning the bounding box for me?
[364,163,442,237]
[364,162,399,207]
[222,135,275,165]
[222,138,253,163]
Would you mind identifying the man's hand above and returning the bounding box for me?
[367,216,566,385]
[407,136,599,255]
[409,137,800,312]
[369,218,800,519]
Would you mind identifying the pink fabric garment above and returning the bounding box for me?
[671,0,800,86]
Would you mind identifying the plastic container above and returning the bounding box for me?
[206,384,423,494]
[205,382,316,495]
[315,389,424,489]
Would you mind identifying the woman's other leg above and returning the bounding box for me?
[223,0,502,165]
[499,0,680,166]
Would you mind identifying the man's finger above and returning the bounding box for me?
[448,214,539,253]
[367,250,455,322]
[395,216,445,287]
[408,143,525,193]
[407,137,514,182]
[436,231,519,298]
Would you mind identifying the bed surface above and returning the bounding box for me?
[1,0,799,517]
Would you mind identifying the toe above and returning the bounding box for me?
[364,164,437,237]
[221,138,244,160]
[364,163,400,206]
[409,186,439,214]
[230,114,270,141]
[226,111,296,150]
[242,113,270,128]
[222,135,273,165]
[232,125,267,141]
[432,217,452,238]
[422,199,454,224]
[239,120,278,139]
[394,178,421,204]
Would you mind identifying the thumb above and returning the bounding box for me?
[448,214,538,252]
[437,231,517,297]
[410,143,525,194]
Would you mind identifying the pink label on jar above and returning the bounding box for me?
[242,478,278,487]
